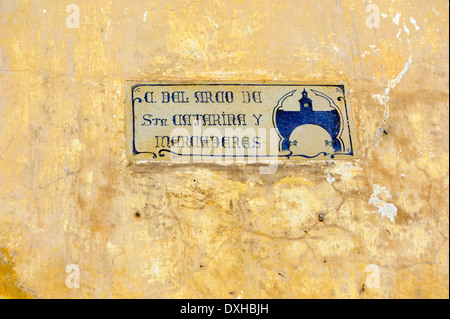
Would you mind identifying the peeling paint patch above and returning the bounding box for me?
[409,17,420,31]
[393,12,401,25]
[403,23,410,35]
[369,184,398,222]
[372,54,413,106]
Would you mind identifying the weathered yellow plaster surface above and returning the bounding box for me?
[0,0,448,298]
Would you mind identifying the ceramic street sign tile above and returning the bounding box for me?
[125,83,357,163]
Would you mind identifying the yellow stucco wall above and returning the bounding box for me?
[0,0,448,298]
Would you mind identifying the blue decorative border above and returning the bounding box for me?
[131,84,355,159]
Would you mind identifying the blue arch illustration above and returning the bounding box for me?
[272,89,344,155]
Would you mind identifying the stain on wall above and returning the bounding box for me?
[0,0,448,298]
